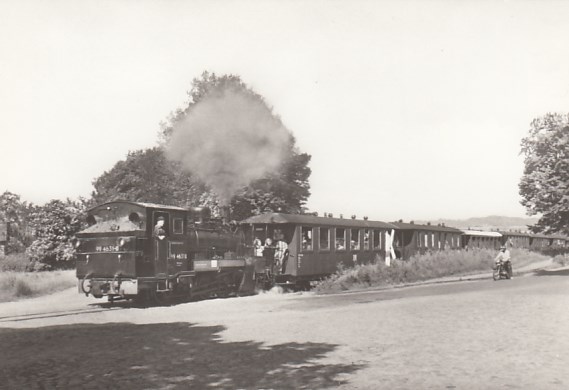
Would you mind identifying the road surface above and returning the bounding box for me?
[0,273,568,389]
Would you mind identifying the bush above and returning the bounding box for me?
[535,246,569,258]
[315,248,550,294]
[14,278,33,297]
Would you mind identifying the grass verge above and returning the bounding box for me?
[315,248,551,294]
[0,270,76,302]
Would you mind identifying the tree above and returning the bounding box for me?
[0,191,34,253]
[519,113,569,235]
[229,147,311,220]
[26,199,86,270]
[91,147,207,208]
[161,71,311,217]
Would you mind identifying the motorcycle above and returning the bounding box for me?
[493,260,512,281]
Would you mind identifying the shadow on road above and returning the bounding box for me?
[0,322,362,389]
[534,268,569,276]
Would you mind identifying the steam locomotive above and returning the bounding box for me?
[75,201,255,303]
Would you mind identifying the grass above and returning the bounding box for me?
[0,252,30,272]
[315,248,551,294]
[0,270,76,302]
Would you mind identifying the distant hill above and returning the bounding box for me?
[414,216,538,232]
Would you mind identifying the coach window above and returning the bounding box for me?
[301,226,313,251]
[363,229,370,250]
[173,218,184,235]
[319,227,330,251]
[351,229,360,251]
[373,230,382,250]
[335,228,346,250]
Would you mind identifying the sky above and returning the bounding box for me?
[1,0,568,222]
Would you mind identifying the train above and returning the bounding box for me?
[75,200,569,302]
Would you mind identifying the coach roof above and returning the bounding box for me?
[460,229,502,237]
[391,221,463,233]
[241,213,396,229]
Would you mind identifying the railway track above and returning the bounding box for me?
[0,306,125,323]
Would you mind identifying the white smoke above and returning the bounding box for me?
[166,88,291,205]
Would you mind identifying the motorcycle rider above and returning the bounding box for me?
[494,245,513,278]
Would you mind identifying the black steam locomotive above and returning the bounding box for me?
[75,201,255,303]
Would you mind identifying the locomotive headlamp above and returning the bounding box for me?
[119,238,126,248]
[74,240,81,249]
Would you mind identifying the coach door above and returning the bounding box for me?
[152,212,170,277]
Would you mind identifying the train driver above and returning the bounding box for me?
[153,216,167,240]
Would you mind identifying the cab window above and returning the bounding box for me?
[173,218,184,234]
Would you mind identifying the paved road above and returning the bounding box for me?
[0,274,567,389]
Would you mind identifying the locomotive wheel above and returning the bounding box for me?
[80,274,92,296]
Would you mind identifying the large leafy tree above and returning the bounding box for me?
[92,72,311,218]
[26,199,86,270]
[519,113,569,234]
[91,147,206,208]
[162,71,311,217]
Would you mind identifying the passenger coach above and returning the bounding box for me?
[499,231,530,249]
[240,213,396,288]
[460,229,502,250]
[390,221,463,260]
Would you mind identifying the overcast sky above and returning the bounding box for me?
[1,0,568,221]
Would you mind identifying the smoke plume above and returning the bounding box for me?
[166,88,291,205]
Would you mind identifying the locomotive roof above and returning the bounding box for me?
[88,200,188,213]
[390,221,463,233]
[460,229,503,237]
[241,213,396,229]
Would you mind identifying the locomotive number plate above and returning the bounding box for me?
[96,245,119,252]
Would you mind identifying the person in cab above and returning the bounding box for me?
[153,216,167,240]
